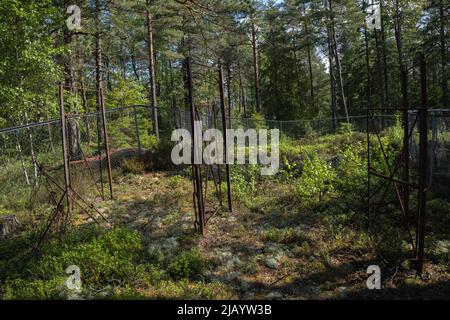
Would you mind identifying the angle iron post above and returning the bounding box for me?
[96,88,105,200]
[100,88,114,200]
[186,57,205,234]
[416,53,428,276]
[59,83,72,228]
[218,61,233,213]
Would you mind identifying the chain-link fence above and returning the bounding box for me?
[1,106,449,217]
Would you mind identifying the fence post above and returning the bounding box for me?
[133,106,142,155]
[219,61,233,213]
[100,88,114,200]
[59,83,72,224]
[416,53,428,276]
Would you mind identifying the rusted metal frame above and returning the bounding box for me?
[211,103,223,207]
[369,169,416,187]
[37,163,109,224]
[368,111,417,243]
[96,93,105,200]
[133,106,142,155]
[187,57,205,234]
[35,191,67,250]
[218,61,232,213]
[66,119,102,197]
[368,111,419,254]
[99,88,114,200]
[59,83,72,228]
[370,112,419,220]
[194,107,222,222]
[416,53,428,276]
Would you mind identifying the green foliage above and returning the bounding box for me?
[336,142,367,194]
[0,227,161,299]
[337,122,353,135]
[264,227,306,244]
[168,249,204,280]
[230,164,260,203]
[294,156,336,204]
[106,78,148,109]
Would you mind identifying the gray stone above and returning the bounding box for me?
[436,240,450,254]
[265,257,280,269]
[266,291,283,300]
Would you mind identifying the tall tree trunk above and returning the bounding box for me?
[250,15,261,113]
[146,0,159,140]
[374,29,386,112]
[131,52,140,83]
[380,0,389,107]
[227,62,232,118]
[327,26,338,130]
[329,0,349,123]
[439,0,448,107]
[394,0,410,215]
[303,14,314,98]
[363,1,372,109]
[80,81,91,145]
[237,58,246,115]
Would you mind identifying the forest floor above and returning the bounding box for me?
[1,131,450,300]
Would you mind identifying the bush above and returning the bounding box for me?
[294,155,336,205]
[168,249,204,280]
[337,122,353,135]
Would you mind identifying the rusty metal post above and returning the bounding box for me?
[59,83,72,224]
[367,108,371,229]
[219,61,233,213]
[187,57,205,234]
[416,53,428,276]
[100,88,114,200]
[133,106,142,155]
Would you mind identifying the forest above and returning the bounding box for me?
[0,0,449,301]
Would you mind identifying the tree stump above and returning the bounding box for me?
[0,215,20,238]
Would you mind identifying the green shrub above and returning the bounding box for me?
[337,122,353,135]
[295,156,336,204]
[336,143,366,194]
[168,249,204,280]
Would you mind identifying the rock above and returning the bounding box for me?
[436,240,450,254]
[226,256,242,269]
[265,257,280,269]
[266,291,283,300]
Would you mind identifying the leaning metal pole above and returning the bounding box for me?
[416,53,428,276]
[58,83,72,228]
[100,88,114,200]
[218,61,233,213]
[186,57,205,234]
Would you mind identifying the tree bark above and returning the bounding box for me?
[329,0,349,123]
[146,0,159,140]
[439,0,448,107]
[250,15,261,113]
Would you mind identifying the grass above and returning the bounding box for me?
[0,130,449,300]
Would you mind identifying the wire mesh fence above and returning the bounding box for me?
[1,105,449,218]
